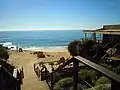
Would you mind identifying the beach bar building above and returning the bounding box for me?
[83,25,120,44]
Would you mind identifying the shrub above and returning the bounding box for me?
[47,54,50,57]
[53,72,61,84]
[53,77,73,90]
[86,84,111,90]
[78,70,91,79]
[68,40,81,56]
[70,84,88,90]
[78,70,100,85]
[57,60,61,65]
[53,76,89,90]
[49,62,54,67]
[39,62,44,67]
[95,76,111,86]
[0,45,9,60]
[37,52,45,58]
[49,62,54,65]
[59,57,65,64]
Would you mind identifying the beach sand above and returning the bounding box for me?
[8,50,70,90]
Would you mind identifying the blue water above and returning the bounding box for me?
[0,30,83,50]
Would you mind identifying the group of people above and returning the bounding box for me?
[16,46,23,52]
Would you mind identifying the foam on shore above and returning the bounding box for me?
[0,42,68,52]
[23,46,68,52]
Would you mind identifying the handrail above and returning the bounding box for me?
[103,42,111,49]
[0,65,23,90]
[34,60,59,65]
[74,56,120,83]
[0,65,16,80]
[35,55,120,90]
[52,58,73,73]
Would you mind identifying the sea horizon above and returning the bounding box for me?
[0,29,83,32]
[0,30,83,51]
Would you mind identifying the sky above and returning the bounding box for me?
[0,0,120,31]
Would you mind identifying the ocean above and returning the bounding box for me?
[0,30,83,51]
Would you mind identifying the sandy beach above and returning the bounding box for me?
[8,50,70,90]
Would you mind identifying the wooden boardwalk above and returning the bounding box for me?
[9,51,49,90]
[21,59,49,90]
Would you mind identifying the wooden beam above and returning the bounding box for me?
[74,56,120,83]
[73,58,78,90]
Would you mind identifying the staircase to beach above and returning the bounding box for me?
[21,61,49,90]
[9,51,49,90]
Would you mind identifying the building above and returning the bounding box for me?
[83,24,120,44]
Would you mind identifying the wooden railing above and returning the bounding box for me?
[34,56,120,90]
[0,65,24,90]
[74,56,120,90]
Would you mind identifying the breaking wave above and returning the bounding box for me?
[0,42,67,51]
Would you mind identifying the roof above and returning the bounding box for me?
[83,24,120,34]
[103,25,120,30]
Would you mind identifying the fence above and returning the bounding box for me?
[34,56,120,90]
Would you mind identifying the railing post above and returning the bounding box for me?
[16,79,21,90]
[0,65,2,90]
[34,64,35,71]
[73,58,78,90]
[50,67,54,90]
[111,80,120,90]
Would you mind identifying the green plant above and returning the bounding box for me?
[86,84,111,90]
[39,62,44,66]
[53,72,61,84]
[68,40,81,56]
[49,62,54,67]
[95,76,111,86]
[70,84,88,90]
[59,57,65,64]
[78,70,100,85]
[0,45,9,60]
[49,62,54,65]
[57,60,61,65]
[37,52,45,58]
[78,70,91,79]
[53,77,73,90]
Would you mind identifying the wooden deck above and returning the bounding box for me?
[21,59,49,90]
